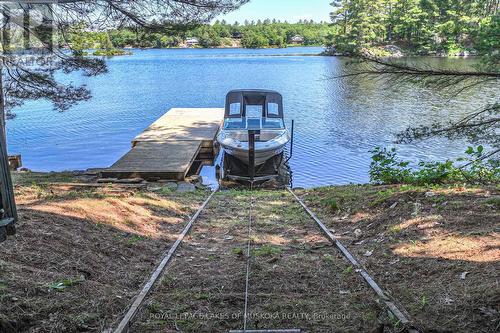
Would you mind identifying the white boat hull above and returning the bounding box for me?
[217,130,290,166]
[223,145,285,165]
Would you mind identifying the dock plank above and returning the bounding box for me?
[101,108,224,180]
[133,108,224,145]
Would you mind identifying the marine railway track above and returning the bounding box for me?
[110,187,420,333]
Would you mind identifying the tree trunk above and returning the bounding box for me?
[0,15,18,238]
[23,7,30,50]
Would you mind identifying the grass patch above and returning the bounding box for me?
[326,199,339,212]
[48,276,85,292]
[322,253,335,263]
[389,225,402,234]
[343,266,354,275]
[252,244,282,257]
[11,171,78,186]
[127,235,144,245]
[231,247,244,256]
[485,197,500,208]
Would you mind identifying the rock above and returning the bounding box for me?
[363,250,374,257]
[147,184,163,192]
[161,182,178,190]
[18,167,31,172]
[195,182,208,190]
[442,296,455,305]
[354,229,363,238]
[412,202,422,217]
[425,191,435,197]
[381,45,404,57]
[186,175,202,184]
[177,182,196,193]
[97,178,117,183]
[115,178,144,184]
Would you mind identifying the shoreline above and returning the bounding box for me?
[94,46,483,60]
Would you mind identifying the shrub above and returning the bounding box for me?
[369,146,499,185]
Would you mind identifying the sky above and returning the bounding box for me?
[217,0,332,24]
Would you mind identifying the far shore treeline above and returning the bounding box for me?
[330,0,498,57]
[68,20,334,54]
[66,0,498,59]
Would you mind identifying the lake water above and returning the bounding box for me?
[7,47,498,188]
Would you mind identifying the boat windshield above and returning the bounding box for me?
[224,118,285,130]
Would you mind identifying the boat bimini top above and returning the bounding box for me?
[223,89,286,131]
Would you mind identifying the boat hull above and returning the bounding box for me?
[222,146,285,166]
[217,130,290,166]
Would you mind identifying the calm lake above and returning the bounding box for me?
[7,47,498,188]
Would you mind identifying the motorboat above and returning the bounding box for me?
[216,89,291,166]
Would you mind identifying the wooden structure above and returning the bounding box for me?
[101,108,224,181]
[8,154,22,170]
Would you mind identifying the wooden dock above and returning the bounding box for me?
[101,108,224,181]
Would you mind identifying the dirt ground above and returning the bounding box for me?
[298,184,500,333]
[132,190,389,333]
[1,172,498,332]
[0,172,208,332]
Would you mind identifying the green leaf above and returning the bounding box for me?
[49,282,67,291]
[48,276,85,292]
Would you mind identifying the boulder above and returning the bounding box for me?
[186,175,202,184]
[177,182,196,193]
[381,45,404,57]
[162,182,178,190]
[146,184,163,192]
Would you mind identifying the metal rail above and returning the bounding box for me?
[229,328,302,333]
[112,189,218,333]
[287,187,420,333]
[242,186,254,331]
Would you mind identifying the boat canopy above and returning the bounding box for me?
[225,89,284,119]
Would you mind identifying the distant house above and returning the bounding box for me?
[289,35,304,45]
[186,37,199,47]
[232,32,243,39]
